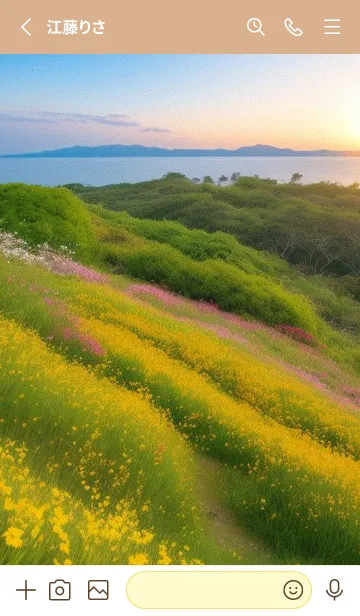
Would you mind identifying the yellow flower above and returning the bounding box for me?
[3,526,24,548]
[128,553,149,565]
[60,542,70,555]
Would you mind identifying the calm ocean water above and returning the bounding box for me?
[1,156,360,186]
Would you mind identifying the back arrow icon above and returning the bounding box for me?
[21,18,32,36]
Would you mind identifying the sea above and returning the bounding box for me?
[1,156,360,186]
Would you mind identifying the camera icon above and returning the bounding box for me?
[49,579,71,601]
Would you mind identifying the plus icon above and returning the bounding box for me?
[16,580,36,600]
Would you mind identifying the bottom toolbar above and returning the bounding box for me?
[1,565,357,614]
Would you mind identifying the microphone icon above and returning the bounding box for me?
[326,579,343,601]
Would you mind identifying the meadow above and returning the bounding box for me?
[1,179,360,565]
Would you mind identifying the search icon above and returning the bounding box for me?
[247,17,265,36]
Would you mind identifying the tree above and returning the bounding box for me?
[218,175,228,186]
[203,175,215,184]
[162,172,187,180]
[290,172,303,184]
[230,172,241,183]
[192,177,201,184]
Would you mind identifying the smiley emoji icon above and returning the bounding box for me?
[283,580,304,600]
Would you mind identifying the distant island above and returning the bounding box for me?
[2,144,360,158]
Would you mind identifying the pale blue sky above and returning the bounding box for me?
[0,54,360,153]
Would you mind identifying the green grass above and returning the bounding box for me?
[0,183,95,260]
[71,175,360,277]
[1,254,360,564]
[0,313,233,565]
[1,179,360,564]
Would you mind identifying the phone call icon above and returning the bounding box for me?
[284,18,303,37]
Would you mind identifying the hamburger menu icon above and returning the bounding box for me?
[88,580,109,600]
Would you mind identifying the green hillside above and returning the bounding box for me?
[71,176,360,370]
[1,181,360,565]
[72,174,360,277]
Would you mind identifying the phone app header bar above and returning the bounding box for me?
[1,0,359,53]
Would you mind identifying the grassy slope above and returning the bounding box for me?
[71,174,360,275]
[73,176,360,330]
[87,206,360,376]
[1,183,360,564]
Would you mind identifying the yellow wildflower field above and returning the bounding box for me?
[1,254,360,564]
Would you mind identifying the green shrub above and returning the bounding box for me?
[105,241,319,331]
[94,209,288,277]
[0,183,95,259]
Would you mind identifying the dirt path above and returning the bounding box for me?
[195,454,275,564]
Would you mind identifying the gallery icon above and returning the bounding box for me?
[88,580,109,600]
[49,579,71,601]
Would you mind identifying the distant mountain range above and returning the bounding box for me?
[2,144,360,158]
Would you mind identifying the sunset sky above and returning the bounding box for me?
[0,54,360,154]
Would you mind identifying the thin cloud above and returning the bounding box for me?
[141,127,172,133]
[0,110,138,127]
[0,112,57,124]
[107,114,129,119]
[0,110,173,134]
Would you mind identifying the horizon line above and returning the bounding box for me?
[2,143,360,158]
